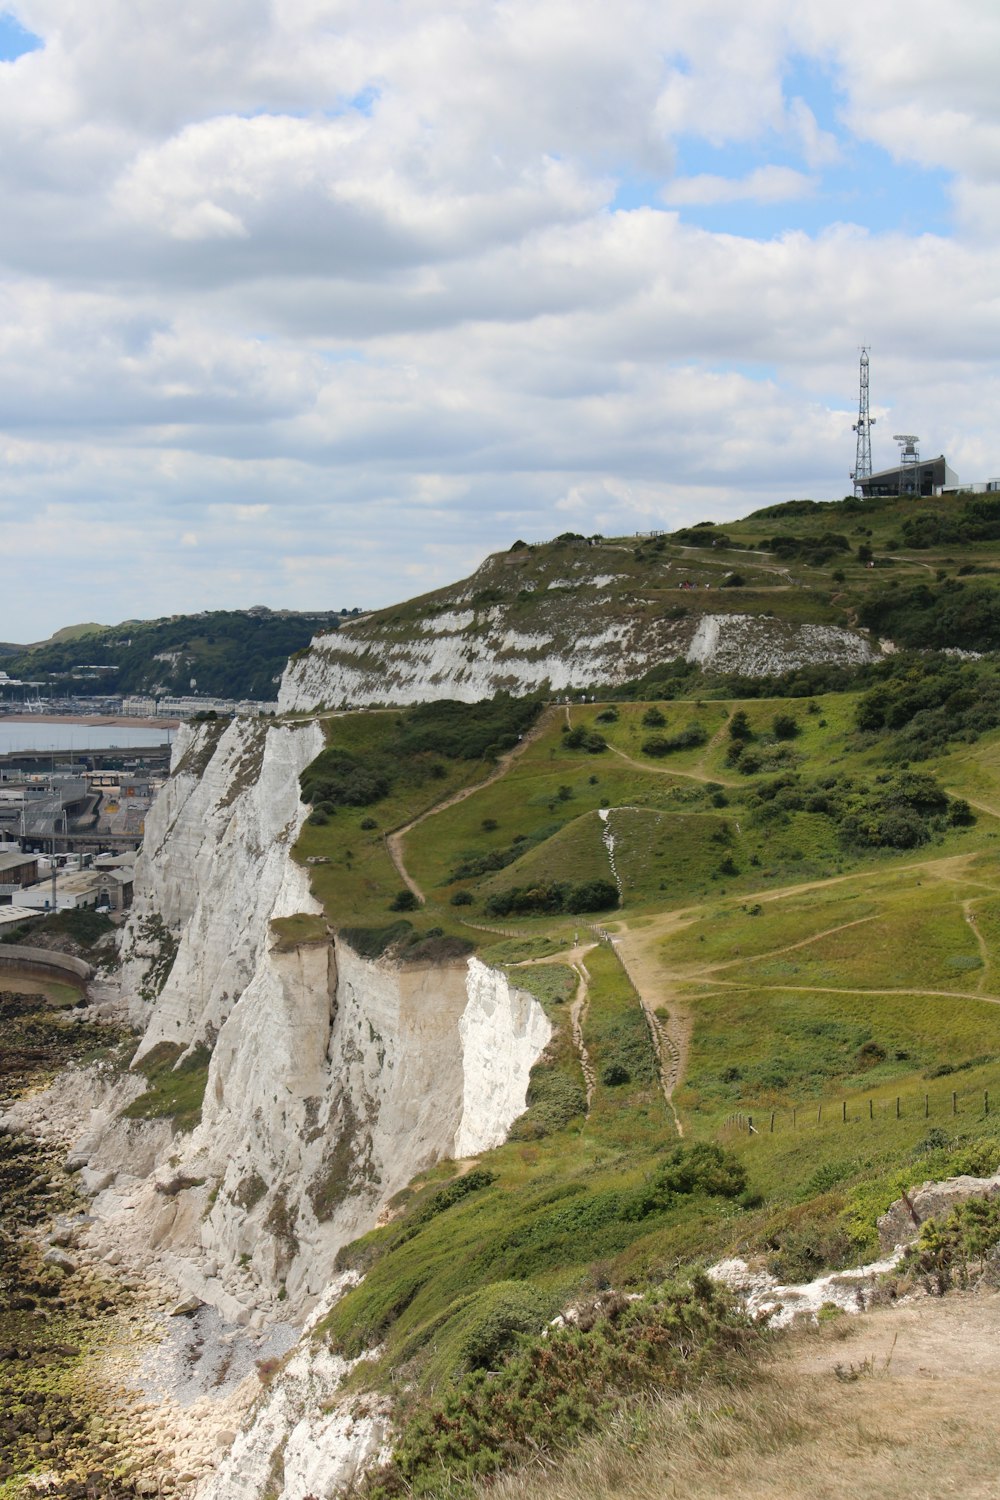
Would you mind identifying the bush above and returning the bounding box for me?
[729,710,754,742]
[389,890,419,912]
[340,921,414,958]
[641,724,708,757]
[563,726,608,753]
[641,706,666,728]
[360,1278,759,1498]
[484,879,618,918]
[601,1061,631,1086]
[450,890,474,906]
[455,1281,554,1372]
[301,747,392,808]
[772,713,800,739]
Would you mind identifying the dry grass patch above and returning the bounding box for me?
[478,1293,1000,1500]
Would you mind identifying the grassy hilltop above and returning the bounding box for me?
[301,484,1000,655]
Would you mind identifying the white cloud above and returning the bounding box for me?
[662,165,816,206]
[0,0,996,638]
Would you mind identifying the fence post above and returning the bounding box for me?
[817,1104,822,1125]
[842,1099,847,1124]
[925,1094,929,1118]
[770,1111,775,1134]
[896,1096,900,1119]
[869,1098,873,1120]
[953,1090,958,1115]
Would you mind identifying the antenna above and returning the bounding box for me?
[850,347,875,497]
[893,434,920,496]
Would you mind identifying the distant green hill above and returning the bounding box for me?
[5,608,343,701]
[46,622,108,645]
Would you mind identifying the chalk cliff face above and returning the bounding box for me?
[102,717,550,1324]
[278,604,877,712]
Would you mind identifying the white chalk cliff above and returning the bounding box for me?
[36,714,553,1498]
[100,716,552,1318]
[279,605,878,712]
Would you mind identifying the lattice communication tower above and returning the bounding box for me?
[850,346,875,497]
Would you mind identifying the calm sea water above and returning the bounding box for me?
[0,722,172,754]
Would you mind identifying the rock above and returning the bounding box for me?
[48,1226,75,1248]
[64,1152,88,1173]
[877,1170,1000,1251]
[42,1248,77,1274]
[214,1429,236,1448]
[169,1297,203,1317]
[81,1168,116,1195]
[134,1475,159,1496]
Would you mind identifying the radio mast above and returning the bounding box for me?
[850,347,875,497]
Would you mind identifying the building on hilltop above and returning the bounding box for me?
[857,453,958,499]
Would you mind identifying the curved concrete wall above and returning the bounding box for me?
[0,944,92,986]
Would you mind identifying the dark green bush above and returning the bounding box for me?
[484,879,618,918]
[563,726,608,753]
[641,724,708,757]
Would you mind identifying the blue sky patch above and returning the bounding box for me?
[612,52,951,239]
[0,10,41,61]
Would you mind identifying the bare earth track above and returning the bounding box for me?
[386,708,555,902]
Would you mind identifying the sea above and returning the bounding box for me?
[0,721,173,754]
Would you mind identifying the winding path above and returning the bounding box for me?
[569,958,597,1112]
[385,707,556,904]
[608,743,739,788]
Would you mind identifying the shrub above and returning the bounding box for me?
[455,1281,554,1372]
[360,1278,760,1498]
[484,879,618,918]
[389,890,419,912]
[729,710,754,742]
[450,890,474,906]
[641,724,708,757]
[893,1196,1000,1295]
[341,921,414,958]
[301,747,391,808]
[772,713,800,739]
[641,706,666,728]
[563,726,608,753]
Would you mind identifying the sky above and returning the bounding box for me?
[1,0,999,641]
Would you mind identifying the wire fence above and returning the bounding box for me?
[723,1082,993,1138]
